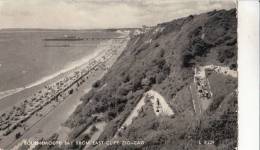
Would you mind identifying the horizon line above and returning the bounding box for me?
[0,27,142,30]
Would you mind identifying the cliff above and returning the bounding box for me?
[64,8,237,150]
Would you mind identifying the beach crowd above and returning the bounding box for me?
[0,39,126,139]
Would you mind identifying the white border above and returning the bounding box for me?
[238,0,259,150]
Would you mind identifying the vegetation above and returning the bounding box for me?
[64,9,237,150]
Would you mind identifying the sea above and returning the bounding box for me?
[0,29,120,95]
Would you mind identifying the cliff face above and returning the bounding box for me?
[66,9,237,150]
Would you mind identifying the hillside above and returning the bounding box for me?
[42,9,237,150]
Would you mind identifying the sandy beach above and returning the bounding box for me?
[0,35,129,149]
[0,39,117,101]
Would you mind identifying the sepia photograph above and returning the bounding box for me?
[0,0,242,149]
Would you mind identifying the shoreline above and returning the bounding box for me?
[0,37,129,149]
[0,40,116,101]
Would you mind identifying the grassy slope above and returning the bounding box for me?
[63,9,237,150]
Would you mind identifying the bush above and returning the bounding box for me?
[107,111,117,120]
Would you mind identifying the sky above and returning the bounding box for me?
[0,0,236,29]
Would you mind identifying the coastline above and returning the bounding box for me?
[0,36,130,149]
[0,40,114,101]
[0,39,116,102]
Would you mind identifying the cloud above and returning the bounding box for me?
[0,0,236,29]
